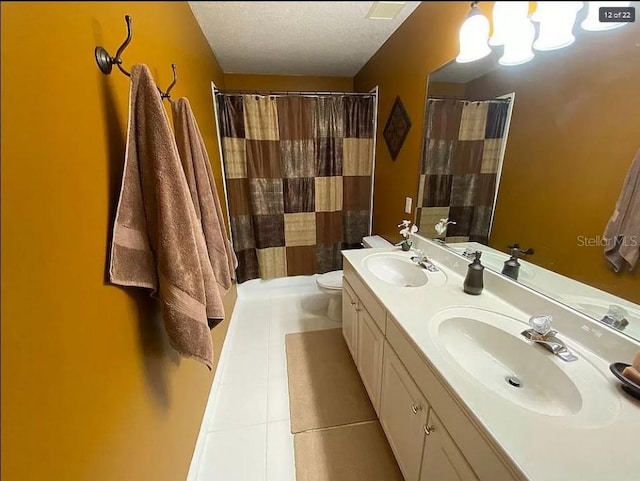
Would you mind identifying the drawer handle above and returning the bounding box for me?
[411,404,422,414]
[424,425,434,436]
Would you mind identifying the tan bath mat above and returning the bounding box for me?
[285,328,377,433]
[294,421,404,481]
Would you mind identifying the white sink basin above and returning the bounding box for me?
[364,254,428,287]
[429,307,618,424]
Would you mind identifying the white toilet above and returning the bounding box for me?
[316,235,393,322]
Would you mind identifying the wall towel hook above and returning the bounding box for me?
[95,15,178,101]
[95,14,133,76]
[160,64,178,99]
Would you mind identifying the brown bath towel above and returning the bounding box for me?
[171,97,237,294]
[109,64,222,369]
[604,149,640,272]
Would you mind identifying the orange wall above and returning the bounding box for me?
[224,73,353,92]
[1,3,235,481]
[354,2,471,242]
[355,2,639,303]
[465,25,640,302]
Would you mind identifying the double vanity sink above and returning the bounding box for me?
[362,251,616,421]
[345,241,639,481]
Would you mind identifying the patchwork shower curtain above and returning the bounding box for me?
[218,94,375,283]
[416,98,510,244]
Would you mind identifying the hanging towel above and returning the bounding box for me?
[109,64,222,370]
[604,149,640,272]
[171,98,237,296]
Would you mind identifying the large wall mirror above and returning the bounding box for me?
[416,14,640,341]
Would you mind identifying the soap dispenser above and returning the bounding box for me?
[463,251,484,295]
[502,247,521,281]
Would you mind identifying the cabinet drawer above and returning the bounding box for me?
[385,315,520,481]
[344,261,386,333]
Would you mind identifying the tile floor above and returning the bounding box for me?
[190,277,341,481]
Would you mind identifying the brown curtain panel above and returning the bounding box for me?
[416,98,510,244]
[219,94,375,283]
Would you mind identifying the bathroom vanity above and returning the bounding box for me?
[342,234,640,481]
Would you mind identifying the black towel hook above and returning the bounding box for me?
[95,14,133,77]
[160,64,178,99]
[95,15,179,101]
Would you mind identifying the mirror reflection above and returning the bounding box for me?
[416,19,640,341]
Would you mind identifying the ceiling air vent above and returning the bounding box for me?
[366,2,406,20]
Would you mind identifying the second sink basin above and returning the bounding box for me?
[428,307,619,425]
[438,315,581,416]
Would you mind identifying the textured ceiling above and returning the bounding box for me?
[188,1,421,77]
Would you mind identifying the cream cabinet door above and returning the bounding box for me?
[356,306,384,414]
[419,410,479,481]
[342,279,358,361]
[380,341,429,481]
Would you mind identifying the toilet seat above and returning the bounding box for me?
[317,270,343,290]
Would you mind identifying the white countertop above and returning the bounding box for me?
[343,240,640,481]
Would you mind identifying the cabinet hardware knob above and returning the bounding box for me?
[424,425,434,436]
[355,307,361,312]
[350,301,356,306]
[411,404,422,414]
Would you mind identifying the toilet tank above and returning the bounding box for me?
[362,235,393,248]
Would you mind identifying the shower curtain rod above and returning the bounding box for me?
[215,89,375,97]
[428,96,511,102]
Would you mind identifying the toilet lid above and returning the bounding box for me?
[317,270,343,290]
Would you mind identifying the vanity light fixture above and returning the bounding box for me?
[489,1,530,46]
[457,0,629,66]
[456,1,491,63]
[532,1,584,51]
[499,17,536,66]
[581,1,631,31]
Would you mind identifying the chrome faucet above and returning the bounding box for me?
[410,249,439,272]
[601,305,629,331]
[521,315,578,362]
[461,246,477,259]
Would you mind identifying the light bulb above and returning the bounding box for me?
[499,17,536,66]
[456,5,492,63]
[489,1,530,47]
[533,2,584,51]
[581,1,630,31]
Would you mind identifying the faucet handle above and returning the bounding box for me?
[508,243,534,256]
[463,246,476,257]
[529,314,553,336]
[606,305,629,323]
[412,248,426,259]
